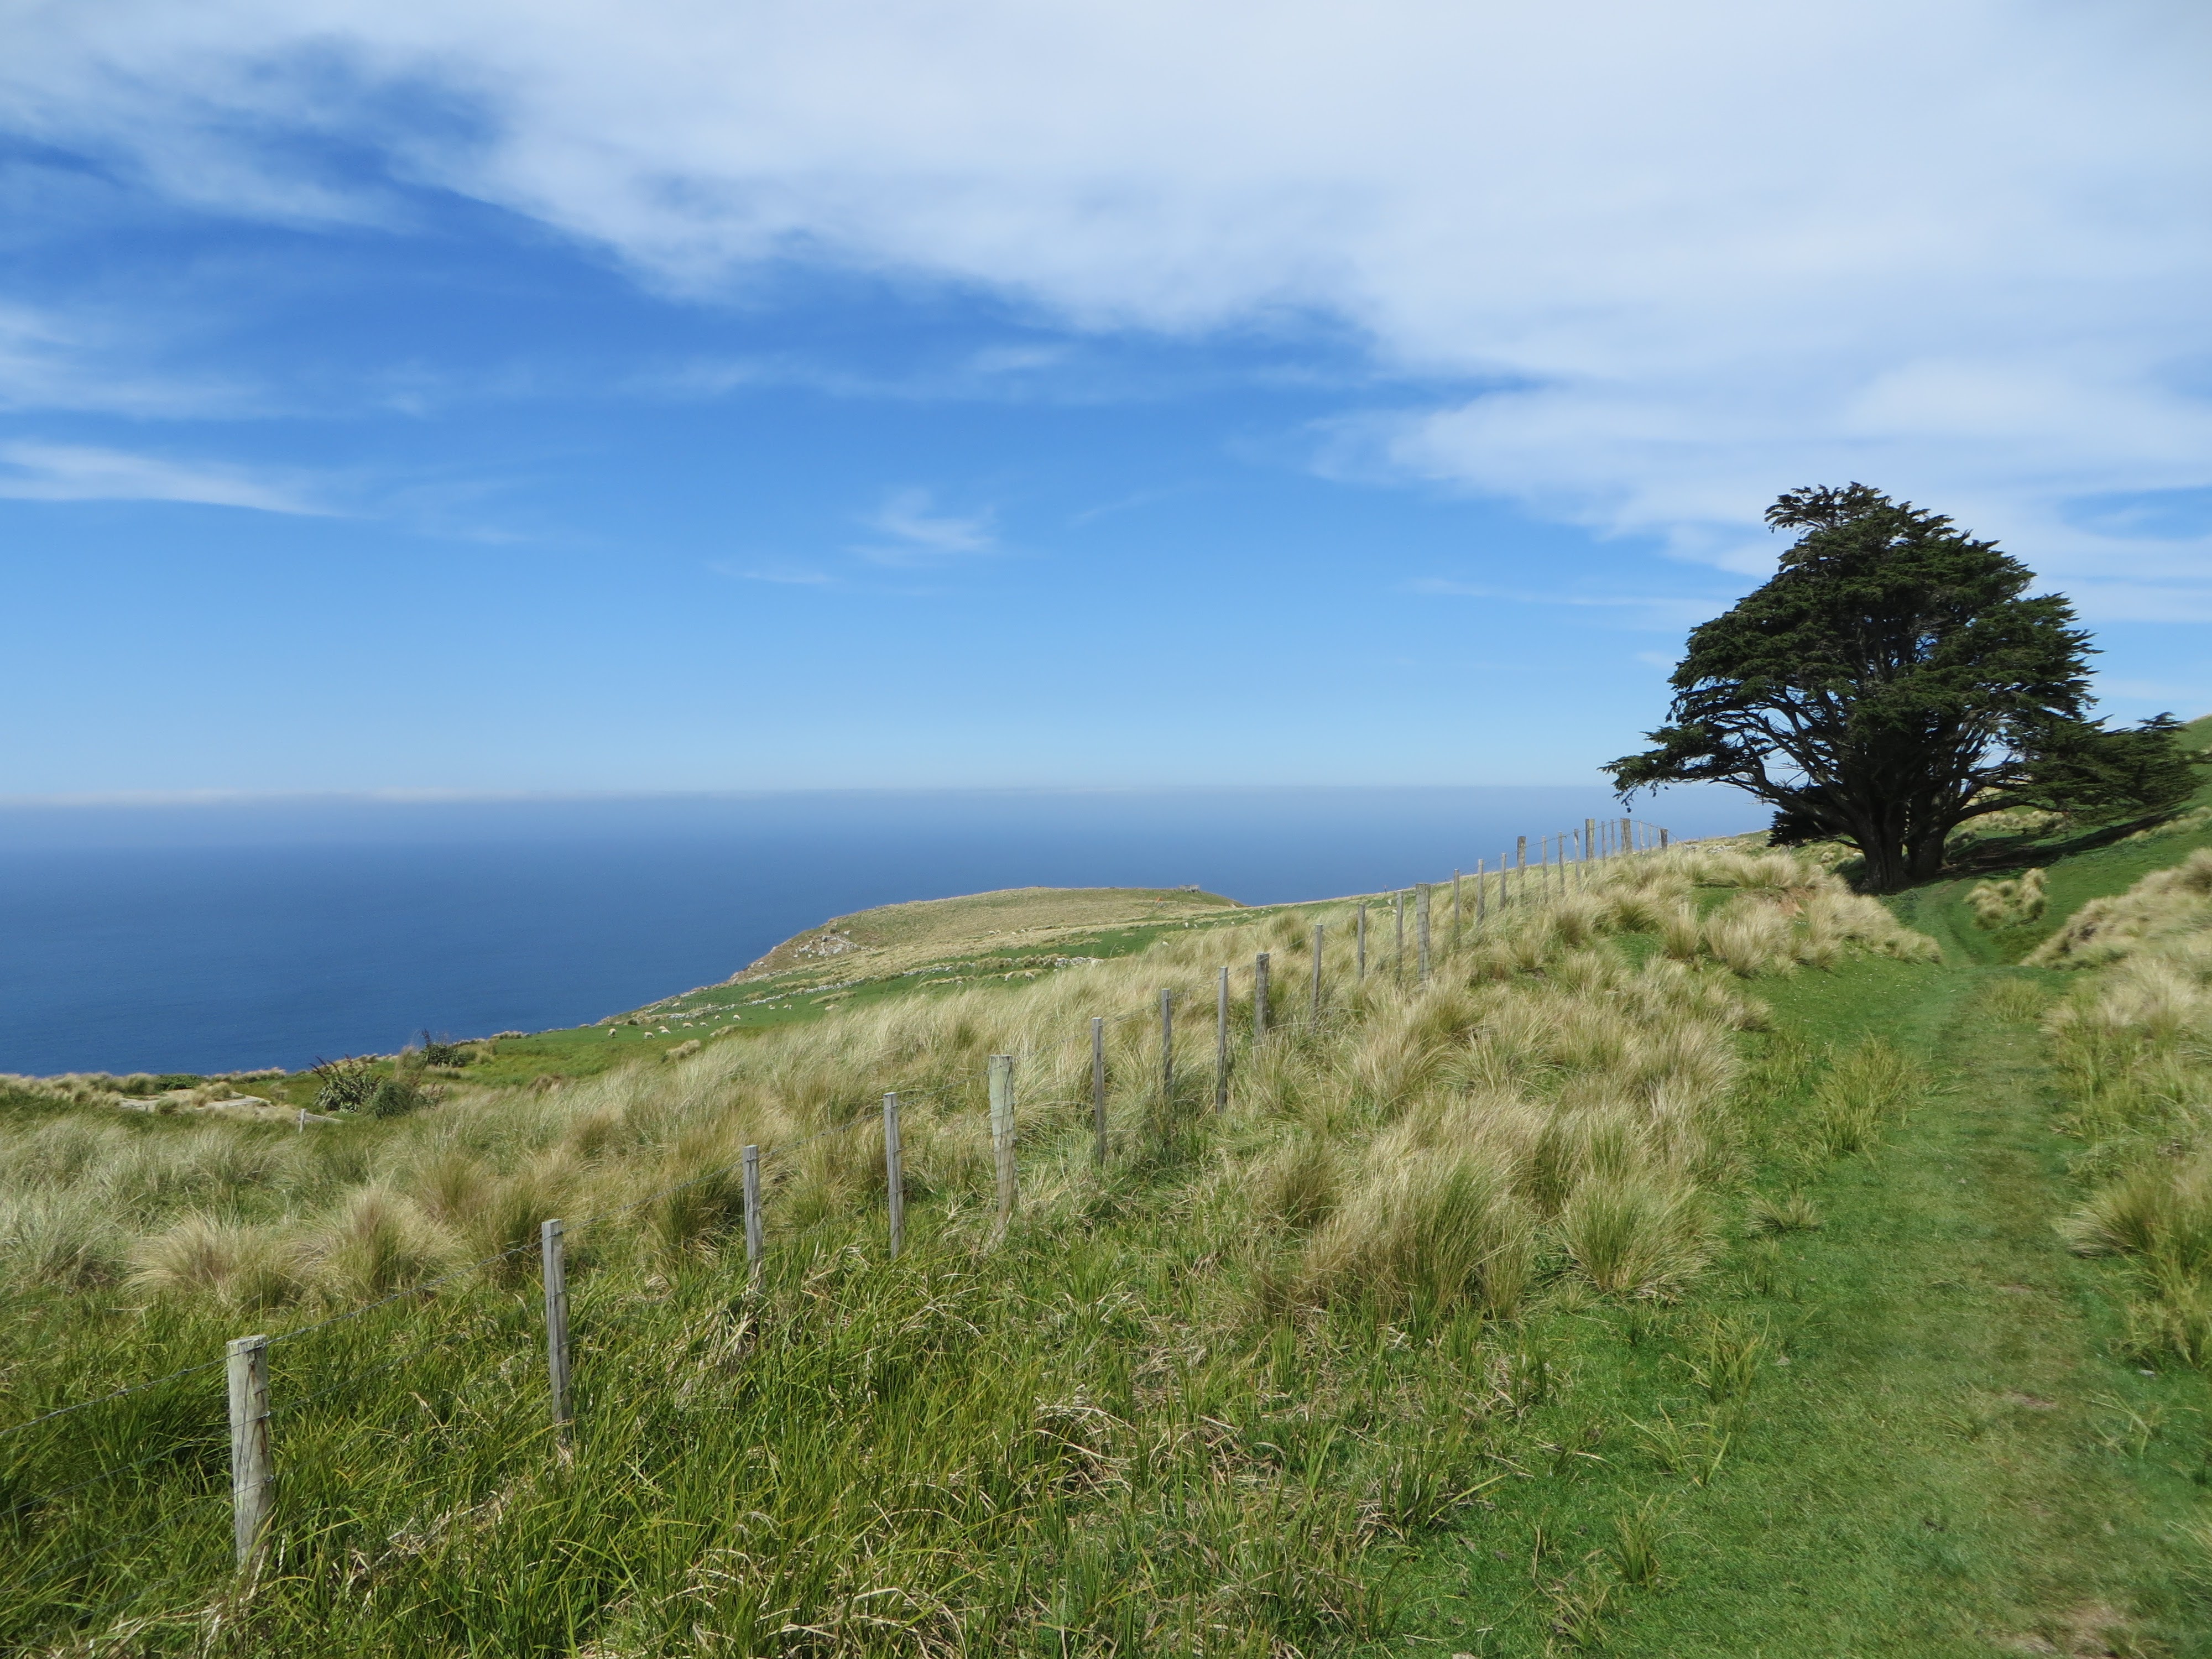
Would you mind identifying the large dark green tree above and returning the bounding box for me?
[1607,484,2195,892]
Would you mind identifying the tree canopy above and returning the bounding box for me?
[1606,484,2195,892]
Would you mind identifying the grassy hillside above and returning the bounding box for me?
[737,884,1244,977]
[6,760,2212,1655]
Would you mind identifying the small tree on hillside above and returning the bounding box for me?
[1606,484,2195,892]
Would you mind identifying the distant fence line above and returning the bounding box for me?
[1,818,1673,1607]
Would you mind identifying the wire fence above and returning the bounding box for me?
[1,821,1679,1625]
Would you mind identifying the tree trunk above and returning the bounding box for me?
[1853,831,1911,894]
[1906,830,1949,884]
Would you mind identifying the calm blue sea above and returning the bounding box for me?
[0,787,1759,1076]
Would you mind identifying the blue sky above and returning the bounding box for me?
[2,0,2208,797]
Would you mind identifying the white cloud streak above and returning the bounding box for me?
[855,488,997,565]
[1405,579,1722,632]
[2,0,2207,603]
[0,440,327,513]
[0,302,259,418]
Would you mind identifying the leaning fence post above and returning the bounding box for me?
[989,1055,1016,1236]
[1091,1017,1108,1162]
[883,1094,906,1257]
[1416,885,1432,982]
[1214,967,1230,1113]
[1310,923,1326,1021]
[1355,904,1368,980]
[742,1145,763,1274]
[541,1219,571,1444]
[1159,989,1175,1107]
[227,1333,272,1569]
[1254,953,1270,1038]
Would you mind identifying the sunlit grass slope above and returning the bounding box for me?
[12,755,2212,1655]
[2,843,1946,1655]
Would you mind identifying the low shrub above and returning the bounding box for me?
[311,1056,379,1113]
[367,1075,439,1119]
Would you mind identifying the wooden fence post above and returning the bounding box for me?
[1476,858,1486,927]
[1254,952,1270,1038]
[1310,923,1325,1021]
[883,1094,906,1256]
[1621,816,1632,858]
[227,1333,271,1569]
[1214,968,1230,1114]
[989,1055,1016,1235]
[1416,885,1431,982]
[1393,891,1405,978]
[541,1218,571,1444]
[1516,836,1527,903]
[1452,869,1462,951]
[1355,904,1368,980]
[1159,989,1174,1107]
[1091,1018,1108,1161]
[742,1145,763,1274]
[1661,827,1670,849]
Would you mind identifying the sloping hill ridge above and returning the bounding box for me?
[734,884,1241,980]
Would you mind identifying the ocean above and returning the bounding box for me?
[0,787,1760,1076]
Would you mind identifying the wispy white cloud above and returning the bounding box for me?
[1405,577,1722,631]
[853,488,998,566]
[708,560,839,587]
[0,302,261,418]
[0,440,329,513]
[0,0,2205,608]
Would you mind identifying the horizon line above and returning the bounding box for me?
[0,781,1662,810]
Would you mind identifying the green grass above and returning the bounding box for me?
[1390,963,2212,1654]
[11,805,2212,1653]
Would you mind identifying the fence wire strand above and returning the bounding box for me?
[0,1357,227,1447]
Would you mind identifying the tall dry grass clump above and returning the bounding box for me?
[2032,848,2212,968]
[1295,1136,1534,1316]
[129,1213,310,1310]
[1965,868,2047,930]
[1556,1173,1713,1297]
[2038,848,2212,1363]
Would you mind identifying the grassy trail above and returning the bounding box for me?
[1412,936,2206,1655]
[1736,961,2179,1652]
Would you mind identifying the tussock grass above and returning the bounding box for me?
[2036,846,2212,1364]
[0,842,1945,1650]
[1297,1141,1535,1316]
[1966,867,2048,929]
[1557,1173,1713,1297]
[1744,1190,1823,1235]
[2032,847,2212,967]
